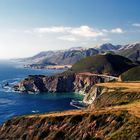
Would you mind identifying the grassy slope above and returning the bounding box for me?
[121,66,140,81]
[71,54,135,76]
[91,82,140,109]
[0,107,140,140]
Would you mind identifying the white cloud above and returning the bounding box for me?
[111,28,124,34]
[22,25,124,44]
[34,25,104,38]
[102,29,109,33]
[102,28,124,34]
[58,36,78,42]
[34,26,70,33]
[69,26,103,37]
[132,23,140,27]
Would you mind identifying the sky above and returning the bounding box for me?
[0,0,140,59]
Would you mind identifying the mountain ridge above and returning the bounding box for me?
[19,42,140,67]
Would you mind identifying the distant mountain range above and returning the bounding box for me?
[117,43,140,62]
[20,42,140,67]
[94,43,122,52]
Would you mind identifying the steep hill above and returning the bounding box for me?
[22,47,99,65]
[1,109,140,140]
[23,51,63,64]
[95,43,121,52]
[71,54,136,76]
[118,43,140,62]
[120,66,140,81]
[37,48,99,65]
[87,82,140,108]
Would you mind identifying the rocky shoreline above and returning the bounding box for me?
[13,72,119,108]
[24,64,72,70]
[14,72,117,94]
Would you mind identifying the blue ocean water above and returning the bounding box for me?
[0,61,83,124]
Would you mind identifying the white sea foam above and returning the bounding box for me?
[0,77,22,93]
[32,110,39,113]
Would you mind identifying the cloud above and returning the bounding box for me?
[24,25,124,43]
[69,26,103,37]
[34,26,70,33]
[111,28,124,33]
[58,36,78,42]
[102,28,124,34]
[132,23,140,27]
[34,25,104,38]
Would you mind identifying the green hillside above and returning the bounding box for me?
[121,66,140,81]
[71,54,136,76]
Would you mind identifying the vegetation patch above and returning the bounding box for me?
[121,66,140,81]
[71,54,136,76]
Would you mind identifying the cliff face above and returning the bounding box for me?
[0,109,140,140]
[84,82,140,108]
[44,74,75,92]
[74,73,110,94]
[83,86,108,104]
[14,73,116,94]
[14,74,75,93]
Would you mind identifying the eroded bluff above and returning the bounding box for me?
[0,110,140,140]
[14,73,115,94]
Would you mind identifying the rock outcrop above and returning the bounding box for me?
[83,85,108,104]
[14,73,117,94]
[84,82,140,108]
[14,74,75,93]
[74,72,114,94]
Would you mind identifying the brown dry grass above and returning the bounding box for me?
[96,82,140,92]
[27,109,88,118]
[26,101,140,119]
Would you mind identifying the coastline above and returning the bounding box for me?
[24,64,72,70]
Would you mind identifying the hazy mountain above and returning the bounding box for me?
[95,43,122,52]
[22,43,119,65]
[22,51,64,63]
[36,48,99,65]
[20,43,140,66]
[117,43,140,62]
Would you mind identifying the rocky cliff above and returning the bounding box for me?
[83,85,108,104]
[74,72,114,94]
[0,107,140,140]
[84,82,140,108]
[14,74,75,93]
[14,73,116,94]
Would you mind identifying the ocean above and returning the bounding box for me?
[0,60,83,124]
